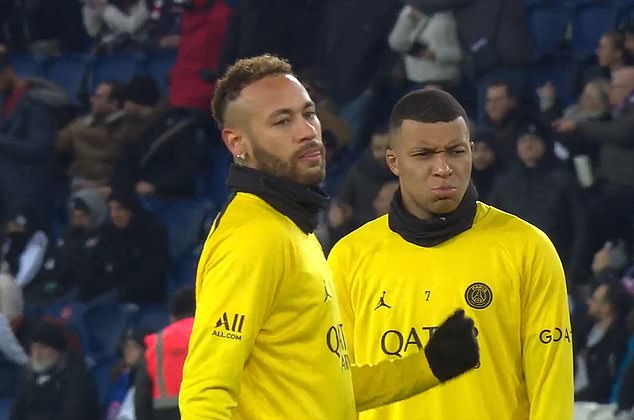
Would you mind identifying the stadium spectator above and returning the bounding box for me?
[25,189,107,304]
[1,207,48,289]
[168,0,232,113]
[327,124,396,242]
[488,123,581,269]
[106,327,151,420]
[408,0,535,121]
[0,45,68,225]
[83,186,169,304]
[482,80,539,163]
[555,67,634,286]
[470,127,502,200]
[110,75,199,200]
[56,81,128,191]
[388,4,462,94]
[575,281,630,403]
[83,0,151,54]
[10,319,100,420]
[0,260,28,366]
[135,287,194,420]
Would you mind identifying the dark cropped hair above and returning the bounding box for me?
[389,88,468,133]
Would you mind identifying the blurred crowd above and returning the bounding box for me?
[0,0,633,419]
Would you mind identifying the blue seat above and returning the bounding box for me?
[144,52,176,95]
[531,54,580,107]
[617,0,634,26]
[0,398,13,419]
[8,54,41,78]
[198,146,232,210]
[0,359,20,399]
[133,304,169,331]
[91,53,143,89]
[84,303,134,358]
[41,54,89,101]
[43,302,90,353]
[525,1,570,58]
[90,356,116,404]
[570,1,619,56]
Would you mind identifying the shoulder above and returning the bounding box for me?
[207,193,299,253]
[474,202,556,252]
[330,214,391,258]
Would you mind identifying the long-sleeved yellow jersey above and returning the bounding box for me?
[328,202,573,420]
[179,192,441,420]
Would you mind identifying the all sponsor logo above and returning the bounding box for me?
[213,312,246,341]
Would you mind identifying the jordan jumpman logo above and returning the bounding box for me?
[374,291,391,310]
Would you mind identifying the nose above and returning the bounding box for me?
[431,153,452,177]
[296,115,319,142]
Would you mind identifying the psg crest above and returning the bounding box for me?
[465,282,493,310]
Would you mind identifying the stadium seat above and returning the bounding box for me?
[0,359,19,399]
[133,304,169,331]
[570,0,619,57]
[531,53,579,107]
[91,53,144,89]
[90,356,116,404]
[617,0,634,27]
[0,398,13,419]
[8,54,41,78]
[84,303,135,358]
[198,145,232,210]
[41,54,89,101]
[525,1,570,58]
[144,52,176,95]
[43,302,90,353]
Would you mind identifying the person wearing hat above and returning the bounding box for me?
[470,126,502,201]
[24,189,108,304]
[10,319,99,420]
[107,73,204,262]
[488,122,582,271]
[83,186,169,304]
[110,73,199,202]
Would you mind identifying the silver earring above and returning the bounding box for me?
[235,153,246,165]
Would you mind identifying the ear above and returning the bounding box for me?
[221,127,246,158]
[385,147,400,177]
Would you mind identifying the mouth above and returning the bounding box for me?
[431,186,457,198]
[298,148,324,162]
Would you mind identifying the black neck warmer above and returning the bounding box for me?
[388,183,478,247]
[226,165,329,234]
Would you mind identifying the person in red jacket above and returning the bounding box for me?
[168,0,232,113]
[135,287,195,420]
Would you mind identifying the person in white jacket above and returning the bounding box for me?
[388,3,462,92]
[82,0,150,52]
[0,261,28,366]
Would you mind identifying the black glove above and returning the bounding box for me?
[424,309,479,382]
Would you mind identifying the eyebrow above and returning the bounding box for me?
[409,140,468,152]
[267,101,316,120]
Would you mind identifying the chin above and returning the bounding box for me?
[296,166,326,186]
[431,199,460,215]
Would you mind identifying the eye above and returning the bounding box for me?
[450,148,467,155]
[274,118,290,126]
[413,151,433,158]
[304,110,317,119]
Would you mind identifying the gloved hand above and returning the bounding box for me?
[424,309,479,382]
